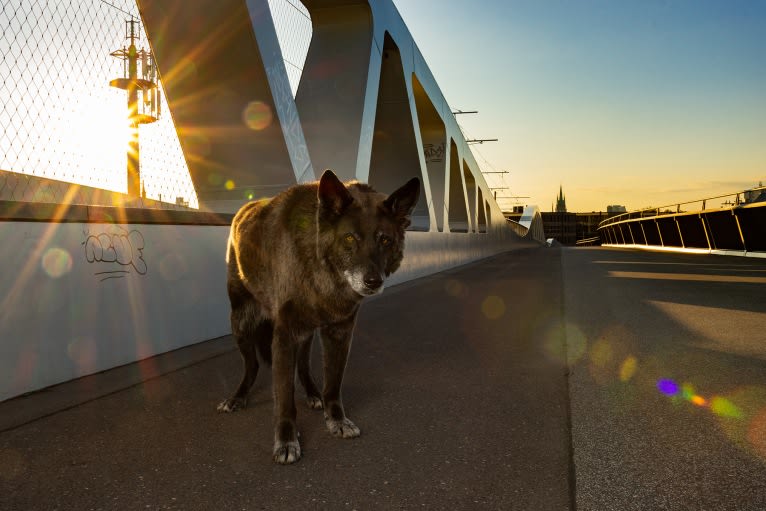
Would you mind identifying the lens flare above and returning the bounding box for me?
[659,379,737,412]
[444,279,464,297]
[748,407,766,459]
[481,295,505,320]
[619,356,638,382]
[13,348,38,393]
[710,396,743,419]
[243,101,273,131]
[657,382,766,461]
[186,131,211,157]
[67,337,97,374]
[41,247,72,278]
[657,378,680,396]
[587,338,615,385]
[690,395,707,407]
[544,322,587,365]
[207,172,223,186]
[590,340,613,369]
[225,179,235,190]
[681,383,696,401]
[565,324,588,364]
[718,386,766,460]
[174,57,197,82]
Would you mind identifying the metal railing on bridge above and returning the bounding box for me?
[598,185,766,256]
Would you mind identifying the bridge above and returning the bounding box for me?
[1,1,765,509]
[2,246,765,509]
[598,188,766,257]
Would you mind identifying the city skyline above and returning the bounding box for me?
[394,0,766,212]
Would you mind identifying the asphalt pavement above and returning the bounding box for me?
[563,247,766,510]
[2,246,765,510]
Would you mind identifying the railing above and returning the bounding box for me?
[599,185,766,229]
[506,219,528,237]
[597,185,766,255]
[575,236,601,246]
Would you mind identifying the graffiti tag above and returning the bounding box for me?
[83,227,147,281]
[424,143,445,164]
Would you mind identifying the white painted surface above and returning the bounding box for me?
[0,221,230,402]
[0,218,531,402]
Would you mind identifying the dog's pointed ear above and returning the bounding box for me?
[383,177,420,220]
[318,169,353,216]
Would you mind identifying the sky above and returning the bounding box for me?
[393,0,766,212]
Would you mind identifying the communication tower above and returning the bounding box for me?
[109,18,160,198]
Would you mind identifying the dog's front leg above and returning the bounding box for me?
[320,316,361,439]
[271,302,306,464]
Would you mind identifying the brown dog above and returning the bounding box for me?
[218,170,420,463]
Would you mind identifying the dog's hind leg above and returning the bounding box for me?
[297,332,323,410]
[218,298,273,413]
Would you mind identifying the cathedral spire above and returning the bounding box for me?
[555,185,567,212]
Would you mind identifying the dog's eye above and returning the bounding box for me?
[379,235,392,247]
[343,233,356,244]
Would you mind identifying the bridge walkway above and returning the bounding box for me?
[2,246,765,510]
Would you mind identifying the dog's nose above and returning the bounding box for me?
[363,273,383,290]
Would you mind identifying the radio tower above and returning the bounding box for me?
[109,18,160,199]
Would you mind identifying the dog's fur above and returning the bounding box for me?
[218,169,420,464]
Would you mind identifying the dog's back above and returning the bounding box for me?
[226,186,318,316]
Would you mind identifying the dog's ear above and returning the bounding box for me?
[383,177,420,221]
[318,169,353,216]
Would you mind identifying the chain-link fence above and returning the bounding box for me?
[0,0,312,210]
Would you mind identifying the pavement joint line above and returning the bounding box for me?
[561,249,579,511]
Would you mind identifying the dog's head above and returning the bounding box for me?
[317,169,420,297]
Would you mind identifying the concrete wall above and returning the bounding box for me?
[0,218,229,402]
[0,203,528,403]
[0,0,535,403]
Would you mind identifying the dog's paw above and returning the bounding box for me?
[325,417,361,438]
[273,440,301,464]
[306,395,323,410]
[217,397,246,413]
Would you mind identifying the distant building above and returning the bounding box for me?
[505,210,622,246]
[607,205,627,213]
[542,211,577,244]
[504,186,621,245]
[744,182,765,204]
[555,186,567,212]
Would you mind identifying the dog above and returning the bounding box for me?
[218,169,420,464]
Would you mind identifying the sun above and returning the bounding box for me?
[55,89,132,194]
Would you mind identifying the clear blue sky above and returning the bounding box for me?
[394,0,766,212]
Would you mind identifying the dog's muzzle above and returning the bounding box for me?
[344,269,385,296]
[363,273,383,292]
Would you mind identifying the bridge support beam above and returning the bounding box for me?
[137,0,504,232]
[137,0,313,213]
